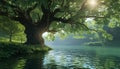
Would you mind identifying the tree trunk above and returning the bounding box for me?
[9,35,12,42]
[24,26,45,46]
[9,32,12,43]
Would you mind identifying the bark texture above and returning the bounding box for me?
[24,25,45,46]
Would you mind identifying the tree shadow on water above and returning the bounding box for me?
[0,53,45,69]
[23,53,45,69]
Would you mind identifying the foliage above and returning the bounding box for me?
[0,16,25,42]
[0,42,52,58]
[0,0,120,43]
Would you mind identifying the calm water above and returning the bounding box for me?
[0,45,120,69]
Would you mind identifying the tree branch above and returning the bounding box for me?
[53,17,70,23]
[0,0,23,21]
[79,16,105,18]
[79,0,87,11]
[53,15,104,24]
[41,4,48,13]
[26,2,38,13]
[10,16,20,21]
[0,0,24,16]
[47,30,57,34]
[0,10,20,21]
[52,8,65,17]
[0,0,21,10]
[53,8,61,15]
[41,0,53,13]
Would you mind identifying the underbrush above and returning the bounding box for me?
[0,42,52,58]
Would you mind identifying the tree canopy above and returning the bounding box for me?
[0,0,120,45]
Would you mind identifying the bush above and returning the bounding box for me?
[0,42,52,58]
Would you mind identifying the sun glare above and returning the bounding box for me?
[88,0,97,7]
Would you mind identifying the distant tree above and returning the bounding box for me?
[0,0,120,46]
[0,17,24,42]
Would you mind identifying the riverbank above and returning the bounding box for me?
[0,42,52,59]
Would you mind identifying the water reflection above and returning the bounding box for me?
[23,53,45,69]
[0,57,26,69]
[0,46,120,69]
[0,53,45,69]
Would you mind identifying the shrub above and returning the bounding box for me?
[0,42,52,58]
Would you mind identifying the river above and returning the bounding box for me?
[0,45,120,69]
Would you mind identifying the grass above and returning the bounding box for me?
[0,42,52,59]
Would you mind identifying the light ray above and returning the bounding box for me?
[88,0,97,7]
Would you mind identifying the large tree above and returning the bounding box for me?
[0,0,120,46]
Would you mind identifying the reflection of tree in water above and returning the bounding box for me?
[43,50,120,69]
[0,50,120,69]
[0,53,45,69]
[87,55,120,69]
[23,53,45,69]
[102,56,120,69]
[43,50,95,69]
[0,58,26,69]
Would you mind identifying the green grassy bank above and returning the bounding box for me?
[0,42,52,59]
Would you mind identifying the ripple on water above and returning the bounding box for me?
[43,46,120,69]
